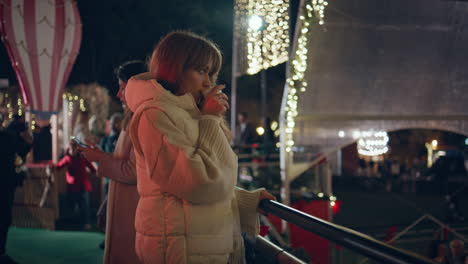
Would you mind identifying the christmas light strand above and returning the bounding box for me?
[284,0,328,152]
[357,130,389,156]
[236,0,290,75]
[62,92,86,116]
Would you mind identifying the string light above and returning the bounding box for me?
[256,126,265,136]
[17,98,23,116]
[31,115,36,130]
[338,130,345,138]
[270,120,278,131]
[284,0,328,152]
[63,92,86,116]
[235,0,290,75]
[6,101,13,119]
[1,92,86,122]
[357,130,389,156]
[2,94,23,119]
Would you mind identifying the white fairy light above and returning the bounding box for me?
[356,130,389,156]
[283,0,328,152]
[236,0,290,75]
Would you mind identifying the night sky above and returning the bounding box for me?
[0,0,239,94]
[0,0,299,121]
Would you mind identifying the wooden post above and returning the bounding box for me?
[51,114,58,163]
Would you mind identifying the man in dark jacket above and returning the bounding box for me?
[0,114,32,264]
[234,112,257,153]
[99,113,122,154]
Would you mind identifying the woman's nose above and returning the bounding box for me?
[117,87,123,98]
[203,75,211,87]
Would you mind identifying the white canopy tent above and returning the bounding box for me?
[280,0,468,204]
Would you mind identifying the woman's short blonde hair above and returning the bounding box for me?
[149,31,222,89]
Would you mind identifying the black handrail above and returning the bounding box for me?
[259,200,437,264]
[244,234,306,264]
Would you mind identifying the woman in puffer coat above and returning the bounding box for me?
[125,31,274,264]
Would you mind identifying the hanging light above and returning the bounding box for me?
[357,130,389,156]
[249,15,263,31]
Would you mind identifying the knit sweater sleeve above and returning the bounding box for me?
[55,155,71,169]
[235,187,263,235]
[134,109,237,204]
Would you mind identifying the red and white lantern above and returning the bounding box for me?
[0,0,82,120]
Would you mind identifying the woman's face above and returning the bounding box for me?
[117,79,127,106]
[179,63,213,103]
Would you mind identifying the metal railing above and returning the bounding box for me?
[258,200,437,264]
[245,234,306,264]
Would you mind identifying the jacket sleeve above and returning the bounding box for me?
[134,109,236,204]
[97,149,137,185]
[235,187,262,235]
[98,137,106,151]
[55,155,70,169]
[84,158,96,173]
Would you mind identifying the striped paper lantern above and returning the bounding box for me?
[0,0,82,119]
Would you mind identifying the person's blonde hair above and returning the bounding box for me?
[74,110,90,129]
[148,31,231,140]
[149,31,222,90]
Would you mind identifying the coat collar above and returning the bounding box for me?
[125,72,200,113]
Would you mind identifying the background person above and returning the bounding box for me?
[53,141,96,230]
[234,112,257,153]
[0,113,32,264]
[450,239,466,264]
[79,60,146,263]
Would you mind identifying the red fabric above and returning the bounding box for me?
[55,154,95,192]
[24,0,42,110]
[268,200,330,264]
[385,226,398,244]
[259,225,269,237]
[26,161,53,168]
[331,200,341,214]
[49,0,65,110]
[290,200,330,264]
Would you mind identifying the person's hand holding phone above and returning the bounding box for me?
[71,136,90,148]
[72,137,107,163]
[78,143,107,163]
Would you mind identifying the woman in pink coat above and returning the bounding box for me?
[80,61,146,264]
[126,31,274,264]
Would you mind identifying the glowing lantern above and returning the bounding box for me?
[0,0,82,119]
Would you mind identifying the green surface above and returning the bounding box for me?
[7,227,104,264]
[5,191,467,264]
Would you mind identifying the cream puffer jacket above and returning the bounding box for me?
[126,73,262,264]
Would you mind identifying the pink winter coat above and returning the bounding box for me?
[98,131,141,264]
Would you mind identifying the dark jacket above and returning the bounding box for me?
[235,122,257,146]
[99,132,120,153]
[0,129,31,187]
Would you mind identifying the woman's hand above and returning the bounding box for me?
[78,142,107,162]
[258,189,276,216]
[201,85,229,116]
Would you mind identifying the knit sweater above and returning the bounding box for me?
[126,73,261,264]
